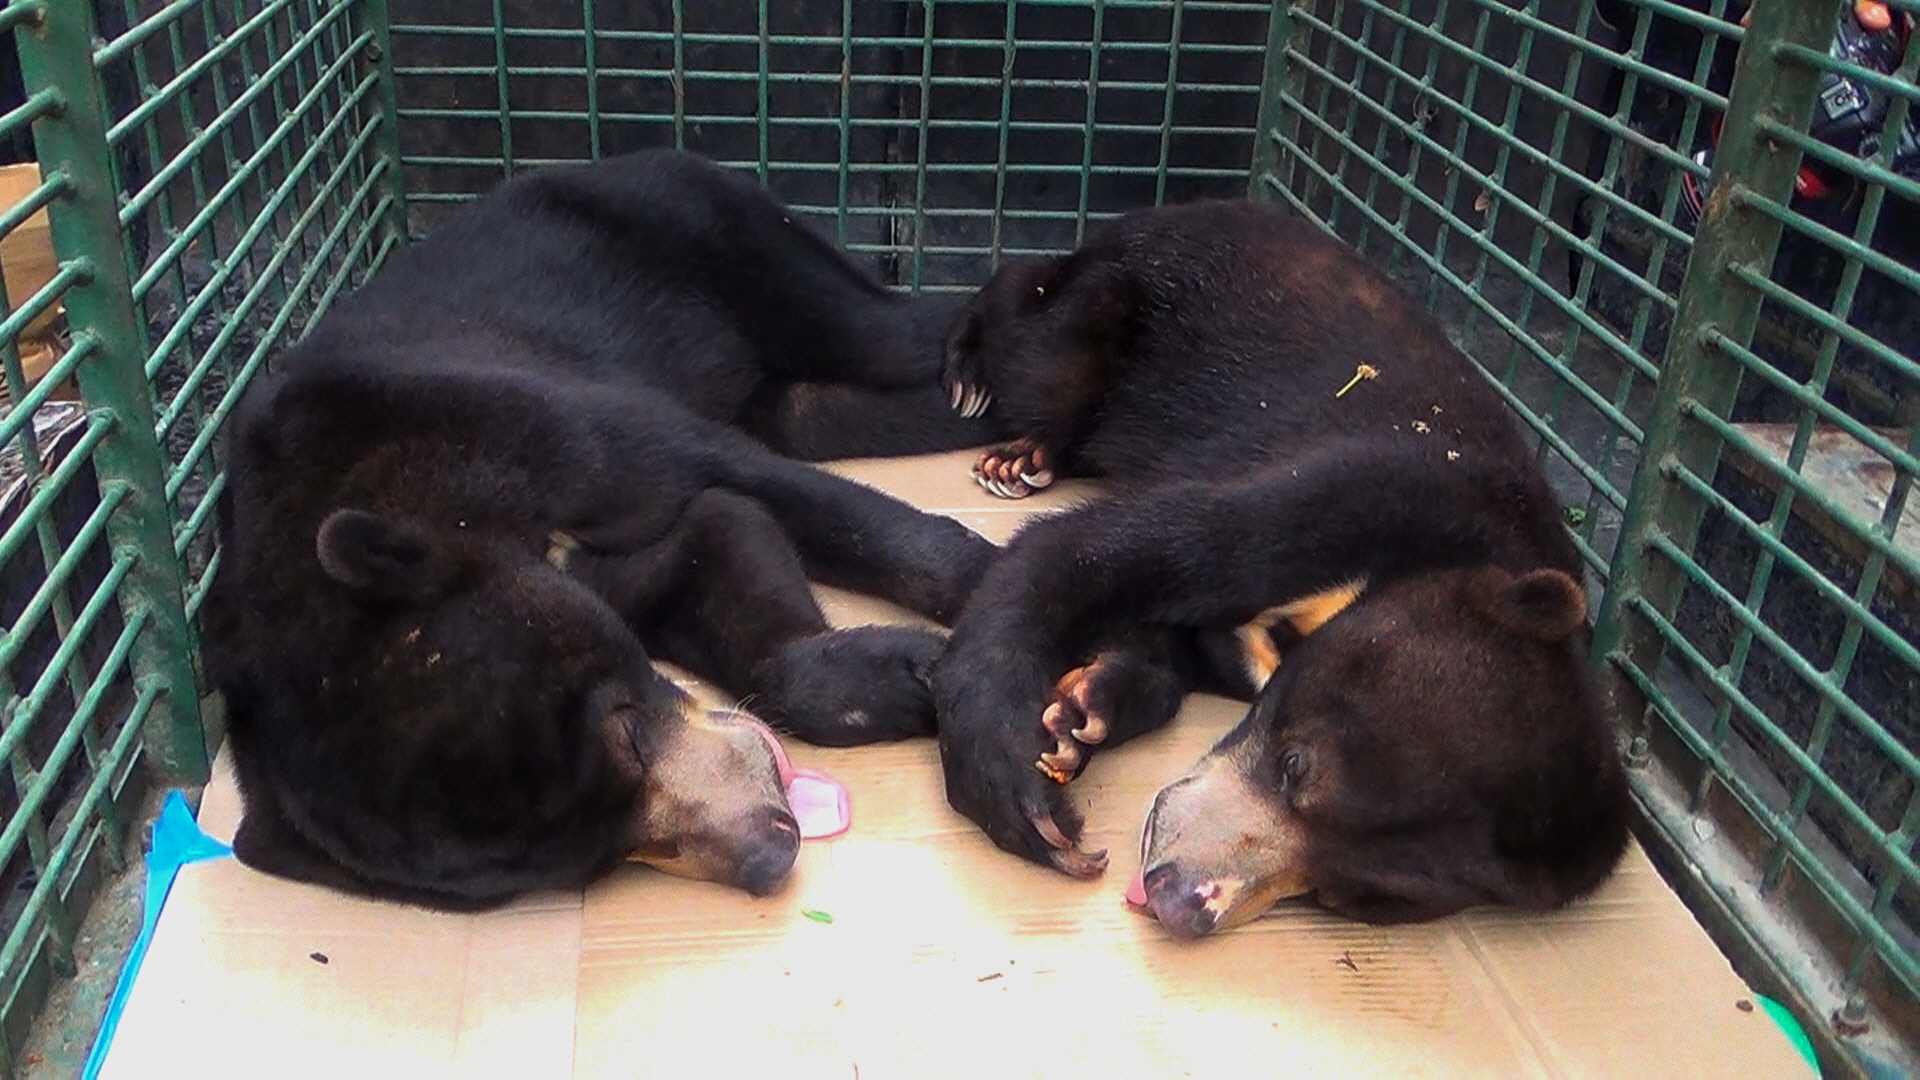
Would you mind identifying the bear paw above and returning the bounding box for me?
[1035,660,1112,784]
[751,627,942,747]
[973,438,1054,500]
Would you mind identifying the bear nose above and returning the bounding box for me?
[734,810,801,897]
[1140,863,1231,939]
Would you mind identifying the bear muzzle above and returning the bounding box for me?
[627,707,801,897]
[1132,750,1312,938]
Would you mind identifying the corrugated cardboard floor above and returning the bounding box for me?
[100,451,1809,1078]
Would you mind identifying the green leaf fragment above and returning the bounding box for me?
[802,908,834,924]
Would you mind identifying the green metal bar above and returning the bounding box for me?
[1074,0,1107,241]
[394,111,1254,139]
[386,21,1267,49]
[909,0,935,292]
[184,548,223,622]
[833,0,851,246]
[1590,0,1836,715]
[491,0,512,176]
[1152,0,1185,206]
[359,0,412,254]
[756,0,770,185]
[390,71,1256,94]
[988,0,1016,266]
[173,472,227,560]
[1245,0,1289,201]
[583,0,600,159]
[13,0,208,784]
[671,0,685,147]
[0,334,96,455]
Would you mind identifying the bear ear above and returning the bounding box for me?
[1478,568,1587,643]
[315,508,444,601]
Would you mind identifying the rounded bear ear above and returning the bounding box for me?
[315,508,442,601]
[1477,568,1588,643]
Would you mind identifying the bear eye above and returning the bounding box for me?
[1280,748,1308,789]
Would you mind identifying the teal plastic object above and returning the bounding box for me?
[81,791,233,1080]
[1755,994,1821,1076]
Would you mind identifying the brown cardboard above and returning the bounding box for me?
[99,450,1811,1079]
[0,161,60,338]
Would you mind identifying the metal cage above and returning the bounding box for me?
[0,0,1911,1074]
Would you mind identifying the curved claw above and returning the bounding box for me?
[1018,469,1054,489]
[1048,845,1109,879]
[1031,810,1074,850]
[949,381,965,412]
[1039,739,1083,780]
[1072,712,1109,745]
[1042,700,1072,736]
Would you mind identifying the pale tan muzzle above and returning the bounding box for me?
[626,706,800,897]
[1134,736,1311,938]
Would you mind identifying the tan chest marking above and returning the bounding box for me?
[1236,578,1368,688]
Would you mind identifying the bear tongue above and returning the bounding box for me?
[1125,869,1151,914]
[745,717,797,785]
[746,720,850,841]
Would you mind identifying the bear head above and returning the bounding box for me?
[225,506,801,907]
[1134,565,1630,934]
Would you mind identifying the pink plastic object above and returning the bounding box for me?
[753,721,852,840]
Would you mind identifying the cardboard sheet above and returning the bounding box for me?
[98,451,1811,1079]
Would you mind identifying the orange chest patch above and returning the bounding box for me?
[1236,579,1368,688]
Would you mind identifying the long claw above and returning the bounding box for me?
[950,382,964,411]
[1073,713,1109,745]
[1050,846,1109,879]
[1040,740,1082,777]
[1042,701,1071,736]
[1031,812,1074,851]
[1020,469,1054,489]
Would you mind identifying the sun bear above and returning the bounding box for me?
[201,149,998,910]
[932,198,1631,932]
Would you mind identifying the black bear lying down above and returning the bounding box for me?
[201,149,996,910]
[934,199,1631,931]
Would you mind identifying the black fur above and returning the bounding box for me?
[933,198,1631,922]
[202,149,998,908]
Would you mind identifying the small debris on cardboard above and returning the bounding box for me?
[977,972,1004,983]
[802,908,834,924]
[1336,951,1359,972]
[309,951,329,965]
[1736,999,1754,1013]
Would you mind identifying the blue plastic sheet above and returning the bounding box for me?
[81,790,231,1079]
